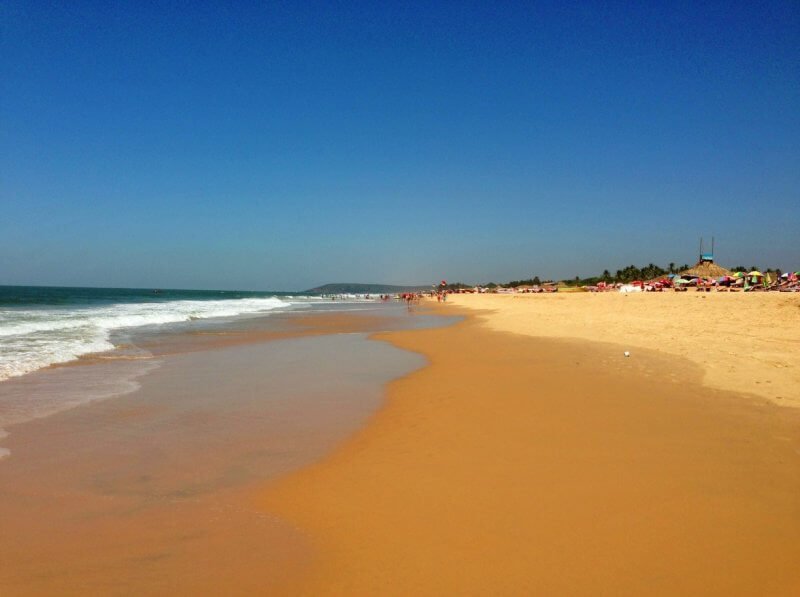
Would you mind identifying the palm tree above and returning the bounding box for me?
[668,262,675,274]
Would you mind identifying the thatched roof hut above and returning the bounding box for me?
[680,261,733,278]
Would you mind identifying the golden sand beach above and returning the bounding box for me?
[261,296,800,595]
[2,298,798,594]
[447,293,800,407]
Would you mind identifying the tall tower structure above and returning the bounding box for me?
[699,237,715,264]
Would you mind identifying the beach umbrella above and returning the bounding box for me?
[673,278,689,284]
[733,271,744,278]
[748,271,763,277]
[667,273,677,278]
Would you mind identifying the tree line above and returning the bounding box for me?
[442,263,787,291]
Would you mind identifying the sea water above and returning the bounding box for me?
[0,285,383,434]
[0,286,328,381]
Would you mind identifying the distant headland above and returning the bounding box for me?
[305,283,431,294]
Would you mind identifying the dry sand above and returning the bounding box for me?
[446,292,800,407]
[261,303,800,595]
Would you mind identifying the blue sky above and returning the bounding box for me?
[2,1,798,290]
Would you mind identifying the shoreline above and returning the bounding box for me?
[260,303,800,595]
[0,304,442,445]
[0,307,437,594]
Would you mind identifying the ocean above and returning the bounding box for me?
[0,285,375,382]
[0,285,392,438]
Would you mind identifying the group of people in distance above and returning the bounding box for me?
[587,271,800,293]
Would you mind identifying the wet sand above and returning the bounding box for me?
[261,306,800,595]
[0,310,428,595]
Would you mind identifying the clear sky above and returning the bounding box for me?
[2,1,798,290]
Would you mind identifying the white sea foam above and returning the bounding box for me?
[0,296,292,382]
[0,357,160,432]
